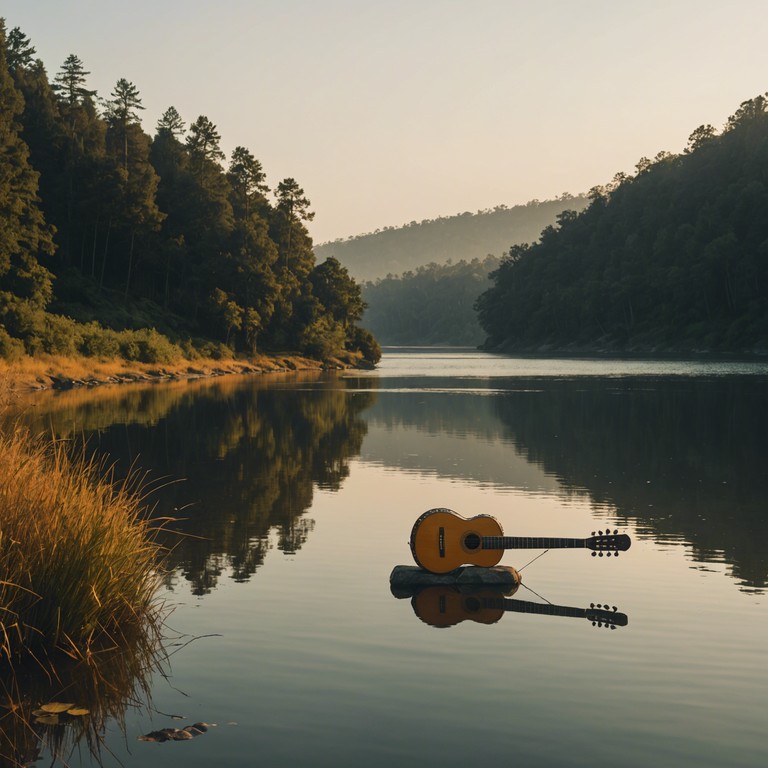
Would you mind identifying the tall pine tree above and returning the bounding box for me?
[0,19,55,322]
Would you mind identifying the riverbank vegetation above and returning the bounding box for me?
[0,19,380,374]
[476,93,768,354]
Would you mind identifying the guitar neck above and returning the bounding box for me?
[482,597,587,620]
[480,597,628,627]
[482,536,587,550]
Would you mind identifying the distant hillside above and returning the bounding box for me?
[361,256,499,346]
[476,94,768,354]
[314,196,588,282]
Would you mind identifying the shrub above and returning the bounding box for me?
[117,328,182,364]
[0,327,24,362]
[79,322,121,358]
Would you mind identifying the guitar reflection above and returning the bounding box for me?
[406,585,628,630]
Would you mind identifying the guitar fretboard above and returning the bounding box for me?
[481,597,586,619]
[481,536,586,550]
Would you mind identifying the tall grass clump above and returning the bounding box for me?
[0,425,167,663]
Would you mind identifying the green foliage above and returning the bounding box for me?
[0,18,380,364]
[0,324,24,360]
[348,326,382,364]
[477,93,768,354]
[299,315,347,359]
[0,20,56,307]
[311,256,365,326]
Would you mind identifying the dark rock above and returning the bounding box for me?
[389,564,521,598]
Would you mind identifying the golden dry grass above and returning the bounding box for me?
[0,350,342,392]
[0,424,167,662]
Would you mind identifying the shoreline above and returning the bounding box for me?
[0,351,370,394]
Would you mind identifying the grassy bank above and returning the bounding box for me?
[0,423,166,662]
[0,348,365,393]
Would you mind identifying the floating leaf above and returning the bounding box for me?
[40,702,75,714]
[67,707,90,716]
[34,714,61,726]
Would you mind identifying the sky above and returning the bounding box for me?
[3,0,768,244]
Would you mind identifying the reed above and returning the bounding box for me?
[0,424,167,663]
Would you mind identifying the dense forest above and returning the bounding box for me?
[476,94,768,354]
[0,20,379,365]
[314,195,588,282]
[361,256,499,345]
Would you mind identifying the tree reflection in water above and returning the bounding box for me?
[21,373,377,595]
[491,376,768,591]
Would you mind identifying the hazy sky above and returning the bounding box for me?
[3,1,768,243]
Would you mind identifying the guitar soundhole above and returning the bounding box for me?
[465,597,481,613]
[464,533,481,550]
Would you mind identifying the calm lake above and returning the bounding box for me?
[13,349,768,767]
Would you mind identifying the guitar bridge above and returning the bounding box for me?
[439,527,445,558]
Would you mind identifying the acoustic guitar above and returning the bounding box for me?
[412,586,628,630]
[410,508,631,574]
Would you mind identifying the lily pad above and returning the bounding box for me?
[67,707,90,717]
[34,714,61,726]
[40,702,75,714]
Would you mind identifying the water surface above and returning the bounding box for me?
[12,350,768,767]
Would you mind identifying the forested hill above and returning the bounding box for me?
[0,20,379,366]
[477,94,768,355]
[361,256,499,346]
[314,196,588,282]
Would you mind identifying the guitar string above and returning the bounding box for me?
[518,579,554,606]
[516,548,550,573]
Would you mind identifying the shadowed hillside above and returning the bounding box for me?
[314,196,588,282]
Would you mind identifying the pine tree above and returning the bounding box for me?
[0,20,55,314]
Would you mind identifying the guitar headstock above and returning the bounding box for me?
[587,529,631,557]
[585,602,628,629]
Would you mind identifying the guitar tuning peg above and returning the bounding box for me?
[615,552,619,557]
[610,625,616,630]
[590,603,595,609]
[599,552,604,557]
[592,551,596,557]
[598,530,603,535]
[592,621,597,626]
[612,606,617,612]
[596,603,602,608]
[613,529,618,535]
[592,531,596,536]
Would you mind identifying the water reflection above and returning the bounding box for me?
[355,373,768,592]
[392,584,629,630]
[489,377,768,591]
[0,637,164,768]
[20,374,377,594]
[18,368,768,594]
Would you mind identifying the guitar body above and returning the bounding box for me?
[410,508,503,573]
[412,587,504,628]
